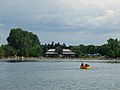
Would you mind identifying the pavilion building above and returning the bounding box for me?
[45,48,75,58]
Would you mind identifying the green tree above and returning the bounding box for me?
[55,46,63,55]
[42,44,48,56]
[115,48,120,57]
[106,38,120,58]
[29,45,43,57]
[107,50,116,58]
[79,44,86,54]
[70,46,81,58]
[97,44,108,56]
[1,45,16,57]
[7,28,41,57]
[62,43,66,48]
[107,38,119,50]
[86,45,96,54]
[0,46,5,58]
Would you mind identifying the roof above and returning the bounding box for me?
[63,52,75,55]
[46,52,57,55]
[63,49,71,52]
[46,48,75,55]
[48,49,55,52]
[48,49,72,52]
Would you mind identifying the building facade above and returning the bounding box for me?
[45,48,75,58]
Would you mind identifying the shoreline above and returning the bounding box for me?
[0,57,120,63]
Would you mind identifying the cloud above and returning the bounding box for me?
[1,0,120,45]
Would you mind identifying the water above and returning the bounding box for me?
[0,60,120,90]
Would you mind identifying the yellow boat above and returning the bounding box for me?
[80,66,92,69]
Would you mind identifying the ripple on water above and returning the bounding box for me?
[0,61,120,90]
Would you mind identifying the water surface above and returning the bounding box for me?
[0,60,120,90]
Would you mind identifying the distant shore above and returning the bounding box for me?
[0,57,120,63]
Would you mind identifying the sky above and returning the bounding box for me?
[1,0,120,45]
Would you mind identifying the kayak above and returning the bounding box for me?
[80,66,92,69]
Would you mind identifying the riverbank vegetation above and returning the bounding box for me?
[0,28,42,58]
[0,28,120,59]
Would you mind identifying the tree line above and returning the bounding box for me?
[0,28,120,59]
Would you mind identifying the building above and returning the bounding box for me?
[45,49,57,57]
[62,49,75,58]
[45,48,75,58]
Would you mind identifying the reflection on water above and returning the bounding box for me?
[0,60,120,90]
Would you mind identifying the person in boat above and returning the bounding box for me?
[80,63,91,69]
[81,63,84,67]
[80,63,84,69]
[85,64,90,67]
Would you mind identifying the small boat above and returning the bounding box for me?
[80,66,92,69]
[80,63,92,69]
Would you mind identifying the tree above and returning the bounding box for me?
[107,50,116,58]
[70,46,81,58]
[42,44,48,56]
[7,28,41,57]
[97,44,108,56]
[115,48,120,57]
[79,44,86,54]
[106,38,120,58]
[62,43,66,48]
[86,45,97,54]
[107,38,119,51]
[29,45,43,57]
[55,45,63,55]
[55,42,61,47]
[51,41,54,48]
[1,45,16,57]
[0,46,5,58]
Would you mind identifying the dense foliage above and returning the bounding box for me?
[70,38,120,58]
[0,28,120,59]
[0,46,5,58]
[0,28,42,58]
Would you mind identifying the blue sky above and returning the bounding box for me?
[1,0,120,45]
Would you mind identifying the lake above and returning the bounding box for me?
[0,60,120,90]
